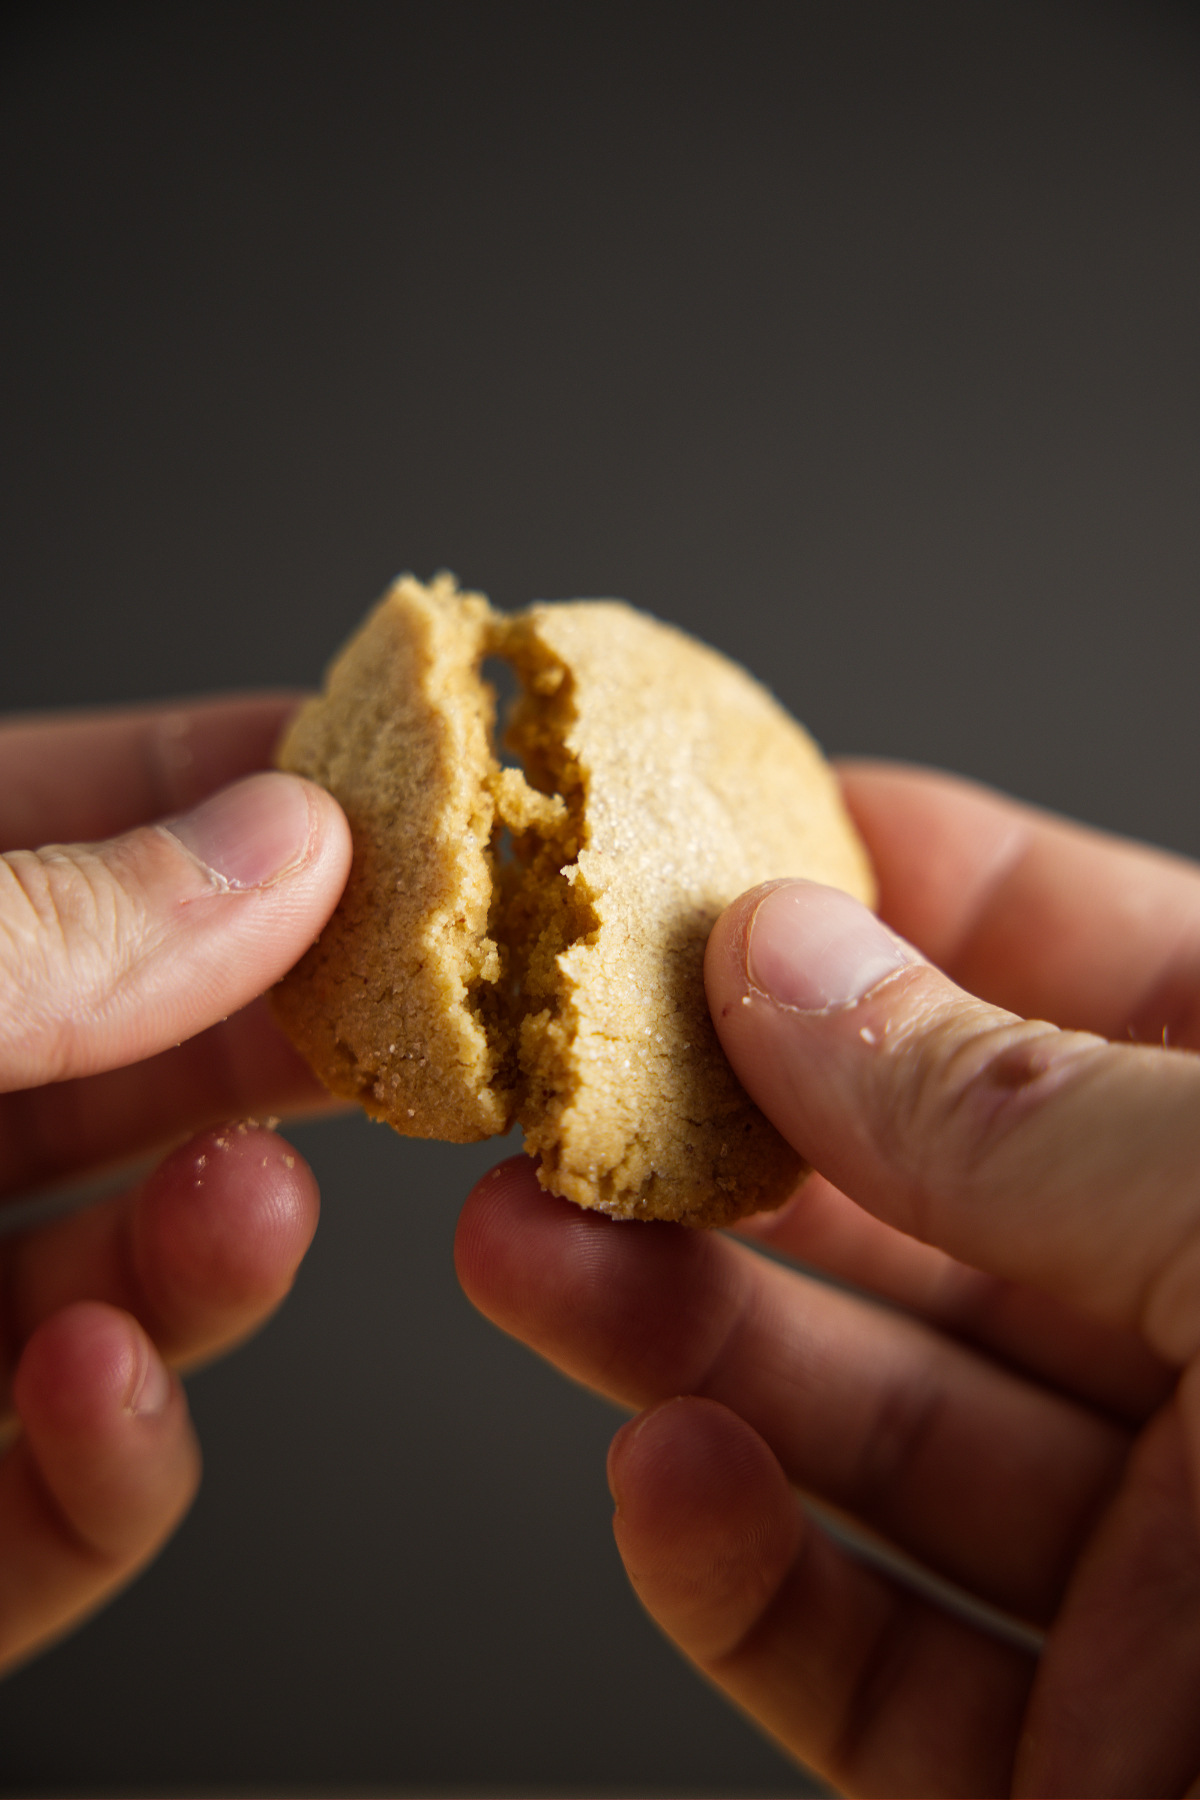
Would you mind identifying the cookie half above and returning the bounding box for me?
[272,575,875,1227]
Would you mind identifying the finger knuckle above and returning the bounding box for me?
[876,1002,1104,1213]
[833,1596,921,1777]
[851,1355,946,1509]
[0,844,149,1079]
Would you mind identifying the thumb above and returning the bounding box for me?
[705,879,1200,1367]
[0,771,350,1090]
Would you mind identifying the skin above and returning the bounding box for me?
[0,696,350,1671]
[11,698,1200,1794]
[457,762,1200,1798]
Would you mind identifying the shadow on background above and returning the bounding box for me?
[1,1,1198,1793]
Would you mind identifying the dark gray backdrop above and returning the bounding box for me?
[1,2,1198,1794]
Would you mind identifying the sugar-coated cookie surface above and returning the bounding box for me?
[272,576,875,1227]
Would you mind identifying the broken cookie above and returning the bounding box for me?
[271,575,874,1227]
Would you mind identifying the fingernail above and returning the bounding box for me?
[125,1334,171,1418]
[162,772,315,891]
[747,881,915,1011]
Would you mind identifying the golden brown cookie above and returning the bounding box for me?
[272,575,874,1227]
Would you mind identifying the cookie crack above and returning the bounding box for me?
[469,618,601,1140]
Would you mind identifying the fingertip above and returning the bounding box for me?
[455,1156,729,1411]
[12,1300,199,1573]
[124,1326,173,1418]
[608,1397,801,1663]
[606,1398,711,1517]
[131,1123,320,1363]
[706,880,918,1175]
[298,775,353,895]
[704,884,764,1015]
[710,879,916,1022]
[14,1301,149,1437]
[0,770,354,1090]
[609,1396,788,1537]
[455,1155,619,1343]
[454,1154,548,1299]
[462,1152,545,1220]
[606,1404,651,1506]
[163,770,349,897]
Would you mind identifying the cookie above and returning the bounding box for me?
[272,575,874,1227]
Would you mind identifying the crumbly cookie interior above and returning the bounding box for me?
[474,621,592,1124]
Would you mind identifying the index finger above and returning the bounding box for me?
[840,761,1200,1049]
[0,694,304,852]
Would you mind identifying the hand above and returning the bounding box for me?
[0,696,350,1671]
[457,762,1200,1797]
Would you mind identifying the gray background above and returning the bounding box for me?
[1,2,1198,1794]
